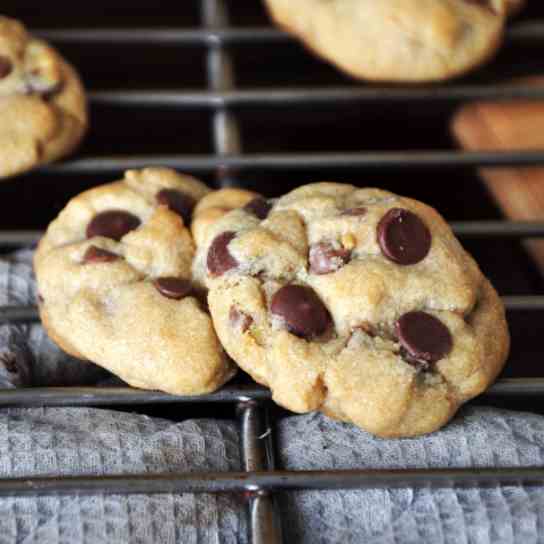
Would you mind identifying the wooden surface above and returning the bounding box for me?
[452,77,544,274]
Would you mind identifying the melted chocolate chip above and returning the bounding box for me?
[396,311,452,368]
[342,207,367,216]
[207,231,238,277]
[229,306,253,333]
[83,246,119,264]
[0,56,13,79]
[244,198,272,220]
[86,211,141,241]
[309,242,351,275]
[153,277,192,300]
[156,189,195,224]
[271,285,331,339]
[377,208,431,266]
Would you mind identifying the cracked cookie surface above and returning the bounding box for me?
[198,182,509,437]
[34,168,236,395]
[264,0,524,82]
[0,16,87,179]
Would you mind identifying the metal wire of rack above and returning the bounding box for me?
[1,2,544,543]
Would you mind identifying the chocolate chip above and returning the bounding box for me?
[229,306,253,333]
[153,277,192,300]
[0,56,13,79]
[342,207,367,216]
[156,189,195,224]
[396,311,452,368]
[271,285,331,339]
[86,210,141,241]
[207,231,238,277]
[377,208,431,265]
[244,198,272,220]
[83,246,119,264]
[309,242,351,275]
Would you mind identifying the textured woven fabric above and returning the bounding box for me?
[278,408,544,544]
[0,407,246,544]
[0,249,107,388]
[2,250,544,543]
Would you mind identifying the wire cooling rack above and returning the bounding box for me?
[1,2,544,543]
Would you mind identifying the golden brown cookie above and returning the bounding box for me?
[191,188,261,247]
[191,188,268,288]
[198,182,509,437]
[264,0,524,82]
[35,168,236,395]
[0,16,88,179]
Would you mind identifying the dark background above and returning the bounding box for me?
[0,2,543,410]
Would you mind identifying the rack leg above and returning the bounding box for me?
[238,401,283,544]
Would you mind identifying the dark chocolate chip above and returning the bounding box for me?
[207,231,238,277]
[83,246,119,264]
[396,311,452,367]
[342,207,367,216]
[229,306,253,333]
[153,277,192,300]
[86,210,141,241]
[309,242,351,275]
[377,208,431,265]
[271,285,331,339]
[0,56,13,79]
[156,189,195,224]
[244,198,272,220]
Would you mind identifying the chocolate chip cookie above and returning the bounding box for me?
[191,188,266,288]
[199,182,509,437]
[265,0,524,82]
[191,188,261,247]
[35,168,236,395]
[0,17,88,179]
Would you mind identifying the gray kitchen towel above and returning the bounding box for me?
[2,250,544,543]
[0,249,108,388]
[0,407,246,544]
[278,408,544,544]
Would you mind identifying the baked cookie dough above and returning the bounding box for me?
[34,168,236,395]
[191,187,261,248]
[199,182,509,437]
[0,16,87,179]
[264,0,524,82]
[191,188,266,288]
